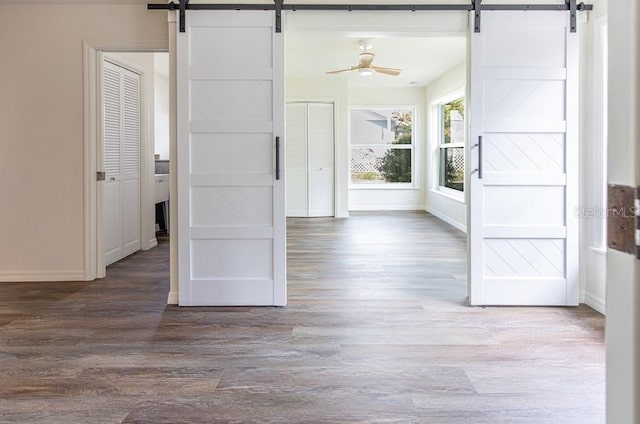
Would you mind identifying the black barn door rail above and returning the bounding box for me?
[148,0,592,34]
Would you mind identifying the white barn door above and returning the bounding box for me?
[176,10,286,306]
[469,11,578,305]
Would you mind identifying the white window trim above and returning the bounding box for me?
[431,185,465,202]
[348,106,418,189]
[432,88,465,198]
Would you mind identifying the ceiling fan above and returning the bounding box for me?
[326,42,402,77]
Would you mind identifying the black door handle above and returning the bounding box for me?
[275,136,281,180]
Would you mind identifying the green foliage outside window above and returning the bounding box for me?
[377,111,412,183]
[441,98,465,191]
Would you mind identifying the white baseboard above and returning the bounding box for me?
[0,270,87,282]
[425,207,467,233]
[348,205,426,211]
[584,292,606,315]
[145,238,158,250]
[167,290,179,305]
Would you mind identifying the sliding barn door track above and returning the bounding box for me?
[148,0,592,34]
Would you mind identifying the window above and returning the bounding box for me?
[350,108,414,185]
[438,97,465,192]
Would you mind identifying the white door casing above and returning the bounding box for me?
[468,11,578,305]
[103,60,142,266]
[286,102,335,217]
[176,10,286,306]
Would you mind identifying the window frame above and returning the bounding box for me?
[348,106,417,188]
[433,89,466,198]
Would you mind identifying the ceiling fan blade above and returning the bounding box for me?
[326,66,358,74]
[372,65,402,76]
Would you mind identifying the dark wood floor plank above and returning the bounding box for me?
[0,212,604,423]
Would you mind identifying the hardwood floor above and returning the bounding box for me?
[0,212,604,423]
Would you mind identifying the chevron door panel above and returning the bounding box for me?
[483,80,565,122]
[191,187,273,226]
[483,133,565,174]
[484,239,565,278]
[190,81,272,122]
[190,134,273,175]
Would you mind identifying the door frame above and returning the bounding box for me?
[82,41,168,280]
[286,99,338,217]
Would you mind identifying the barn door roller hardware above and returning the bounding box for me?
[607,185,640,259]
[148,0,593,34]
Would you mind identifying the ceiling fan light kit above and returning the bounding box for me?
[326,41,402,77]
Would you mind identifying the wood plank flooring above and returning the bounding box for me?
[0,211,604,423]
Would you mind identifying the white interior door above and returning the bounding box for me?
[285,102,334,217]
[307,103,334,217]
[103,60,141,266]
[286,103,308,217]
[468,11,578,305]
[177,10,286,306]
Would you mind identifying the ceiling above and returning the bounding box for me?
[285,33,466,88]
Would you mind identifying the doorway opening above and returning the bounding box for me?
[101,52,171,273]
[283,11,470,303]
[83,44,169,282]
[284,19,468,219]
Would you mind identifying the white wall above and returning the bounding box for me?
[154,53,170,161]
[0,3,167,282]
[606,0,640,422]
[424,62,467,231]
[348,87,427,211]
[286,78,349,217]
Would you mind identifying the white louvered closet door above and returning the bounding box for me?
[286,103,308,217]
[307,103,334,217]
[176,10,285,306]
[286,102,334,217]
[468,11,578,305]
[103,60,141,266]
